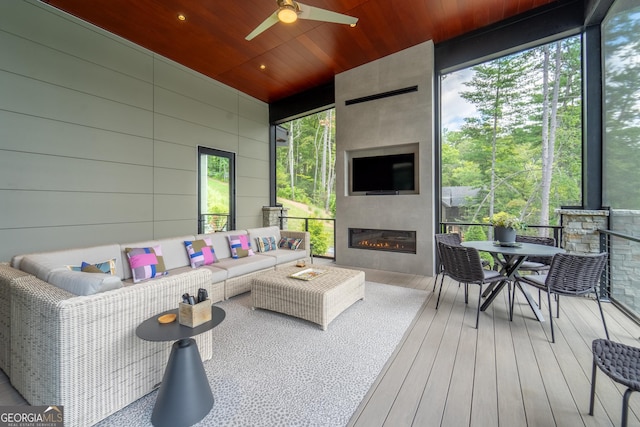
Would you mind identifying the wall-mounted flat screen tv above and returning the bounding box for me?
[352,153,415,193]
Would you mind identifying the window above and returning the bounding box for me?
[440,36,582,233]
[198,147,235,233]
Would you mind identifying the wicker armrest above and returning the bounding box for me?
[10,268,214,427]
[280,230,311,254]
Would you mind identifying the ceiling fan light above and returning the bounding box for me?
[278,6,298,23]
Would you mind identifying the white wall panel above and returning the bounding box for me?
[154,87,238,134]
[154,168,196,196]
[1,1,152,82]
[0,32,153,109]
[0,72,153,137]
[154,58,239,114]
[0,191,153,228]
[0,111,153,165]
[237,157,269,179]
[154,114,238,150]
[0,0,271,262]
[153,220,197,239]
[153,141,196,171]
[239,94,268,122]
[0,151,153,193]
[239,116,269,143]
[153,195,198,221]
[0,223,154,257]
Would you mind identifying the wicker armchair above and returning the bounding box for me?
[518,252,608,343]
[589,339,640,427]
[435,242,505,328]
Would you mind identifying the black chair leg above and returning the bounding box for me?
[475,285,482,329]
[435,273,446,310]
[548,290,555,343]
[589,357,597,415]
[596,296,610,340]
[622,388,634,427]
[464,283,469,304]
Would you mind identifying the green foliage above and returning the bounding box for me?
[464,226,487,242]
[442,36,582,226]
[308,219,329,256]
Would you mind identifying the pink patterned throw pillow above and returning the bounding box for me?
[227,234,255,259]
[125,245,168,283]
[184,238,217,268]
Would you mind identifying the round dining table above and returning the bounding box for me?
[461,240,565,321]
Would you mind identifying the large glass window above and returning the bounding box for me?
[276,109,336,257]
[602,0,640,317]
[440,36,582,237]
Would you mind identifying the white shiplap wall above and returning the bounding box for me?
[0,0,270,261]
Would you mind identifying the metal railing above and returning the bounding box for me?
[599,229,640,324]
[280,216,336,260]
[199,213,230,233]
[440,222,563,246]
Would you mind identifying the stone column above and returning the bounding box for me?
[262,206,288,229]
[557,208,609,254]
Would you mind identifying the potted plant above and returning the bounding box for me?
[484,211,526,243]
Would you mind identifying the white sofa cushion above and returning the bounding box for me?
[213,254,276,278]
[16,244,123,280]
[47,270,123,296]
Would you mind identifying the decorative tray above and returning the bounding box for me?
[493,241,522,248]
[289,268,327,281]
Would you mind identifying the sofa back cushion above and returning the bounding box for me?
[247,226,282,253]
[197,230,248,260]
[17,244,123,281]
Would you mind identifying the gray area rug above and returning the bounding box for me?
[95,281,426,427]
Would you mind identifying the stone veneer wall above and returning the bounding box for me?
[557,208,609,253]
[607,210,640,313]
[262,206,288,229]
[559,208,640,314]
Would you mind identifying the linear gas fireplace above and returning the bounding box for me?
[349,228,416,254]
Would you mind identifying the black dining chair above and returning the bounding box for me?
[518,252,609,343]
[590,339,640,427]
[515,234,556,304]
[435,242,505,328]
[433,233,462,291]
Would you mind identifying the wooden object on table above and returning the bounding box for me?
[179,299,212,328]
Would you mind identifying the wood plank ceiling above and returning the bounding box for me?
[42,0,560,103]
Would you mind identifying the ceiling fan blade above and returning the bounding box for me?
[245,11,280,41]
[297,3,358,26]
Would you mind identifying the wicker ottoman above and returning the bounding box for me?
[251,266,365,330]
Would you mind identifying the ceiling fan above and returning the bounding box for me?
[245,0,358,41]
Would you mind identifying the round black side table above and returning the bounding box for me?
[136,306,225,427]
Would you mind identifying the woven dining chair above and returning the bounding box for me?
[590,339,640,427]
[435,242,505,328]
[433,233,462,291]
[515,234,556,304]
[518,252,609,343]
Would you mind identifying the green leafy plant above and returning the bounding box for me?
[484,211,526,230]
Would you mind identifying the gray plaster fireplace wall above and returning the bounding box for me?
[335,41,435,276]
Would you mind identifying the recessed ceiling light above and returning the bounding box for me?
[350,23,357,28]
[260,64,266,70]
[177,14,186,21]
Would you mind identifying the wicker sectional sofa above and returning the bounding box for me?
[0,226,309,427]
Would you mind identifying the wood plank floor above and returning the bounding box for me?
[2,261,640,427]
[347,264,640,427]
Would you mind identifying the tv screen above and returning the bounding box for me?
[352,153,415,193]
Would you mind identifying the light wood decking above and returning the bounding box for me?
[2,263,640,427]
[348,267,640,427]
